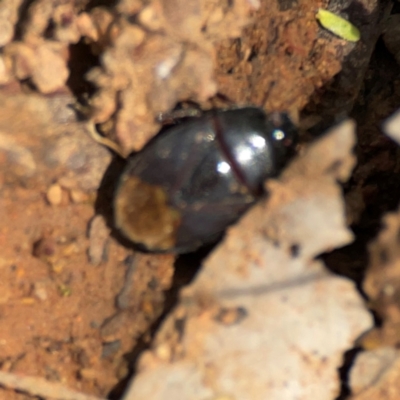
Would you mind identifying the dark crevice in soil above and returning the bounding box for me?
[107,246,212,400]
[85,0,119,11]
[319,27,400,400]
[14,0,35,41]
[393,1,400,14]
[334,310,384,399]
[335,347,363,400]
[66,39,99,100]
[323,37,400,284]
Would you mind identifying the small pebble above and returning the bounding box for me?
[101,340,121,358]
[21,297,36,304]
[88,215,110,265]
[46,184,63,205]
[100,312,127,341]
[0,287,10,304]
[33,281,48,301]
[155,344,171,361]
[32,237,56,260]
[79,368,98,380]
[58,176,77,189]
[70,189,88,203]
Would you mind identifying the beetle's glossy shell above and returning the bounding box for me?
[114,107,297,253]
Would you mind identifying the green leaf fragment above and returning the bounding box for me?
[316,8,360,42]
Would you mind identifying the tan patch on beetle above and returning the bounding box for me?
[114,175,181,251]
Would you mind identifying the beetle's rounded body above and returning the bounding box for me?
[114,107,297,253]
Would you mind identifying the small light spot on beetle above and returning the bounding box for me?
[237,147,253,163]
[205,132,214,142]
[195,130,214,144]
[217,161,231,174]
[249,135,266,149]
[273,129,285,141]
[157,148,171,159]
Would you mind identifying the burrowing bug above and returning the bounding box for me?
[114,107,297,253]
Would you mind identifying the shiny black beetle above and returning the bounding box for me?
[114,107,297,253]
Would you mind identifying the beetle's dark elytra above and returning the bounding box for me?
[114,107,298,253]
